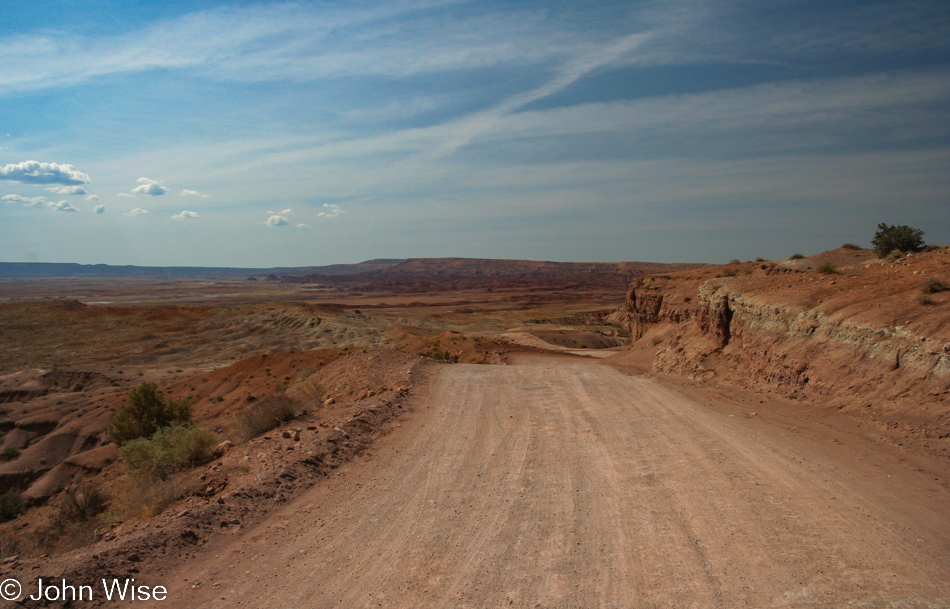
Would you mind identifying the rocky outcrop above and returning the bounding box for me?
[611,249,950,455]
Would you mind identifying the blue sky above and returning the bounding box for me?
[1,0,947,267]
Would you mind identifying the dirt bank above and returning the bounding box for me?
[608,247,950,458]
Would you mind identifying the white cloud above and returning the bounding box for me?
[46,184,87,195]
[317,203,344,218]
[94,204,106,214]
[51,201,77,212]
[2,194,77,212]
[181,189,210,198]
[86,194,100,202]
[125,208,150,216]
[171,210,199,220]
[280,208,292,215]
[117,192,133,197]
[131,177,168,195]
[295,222,311,229]
[0,160,90,185]
[265,214,289,227]
[3,194,51,207]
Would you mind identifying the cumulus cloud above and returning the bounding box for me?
[86,194,100,202]
[131,177,168,195]
[51,201,77,212]
[3,194,51,207]
[0,160,90,185]
[295,223,311,229]
[265,214,289,227]
[94,204,106,214]
[125,208,150,216]
[317,203,344,218]
[46,185,87,195]
[171,210,199,220]
[181,189,210,198]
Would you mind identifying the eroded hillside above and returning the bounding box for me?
[608,247,950,457]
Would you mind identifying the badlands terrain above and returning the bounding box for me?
[0,251,948,608]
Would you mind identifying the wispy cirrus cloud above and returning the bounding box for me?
[124,208,150,216]
[181,189,210,198]
[0,161,90,185]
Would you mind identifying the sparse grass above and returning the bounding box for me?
[917,294,934,305]
[816,262,838,274]
[885,249,903,262]
[717,268,738,278]
[1,447,19,462]
[236,394,299,440]
[729,259,741,265]
[114,478,187,519]
[790,254,805,260]
[921,278,947,294]
[120,425,218,481]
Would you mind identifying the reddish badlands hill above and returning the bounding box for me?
[608,246,950,457]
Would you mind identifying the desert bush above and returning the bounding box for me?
[872,223,925,257]
[0,491,24,522]
[115,478,187,519]
[917,294,934,305]
[841,243,861,250]
[790,253,805,260]
[120,424,218,481]
[683,296,692,303]
[816,262,837,274]
[885,249,903,262]
[729,259,741,265]
[1,447,19,462]
[718,268,738,278]
[55,482,109,522]
[921,278,947,294]
[295,380,326,411]
[107,382,192,446]
[236,394,299,440]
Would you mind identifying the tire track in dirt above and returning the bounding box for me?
[141,360,950,608]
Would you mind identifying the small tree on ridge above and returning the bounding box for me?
[871,223,925,258]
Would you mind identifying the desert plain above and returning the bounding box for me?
[0,250,948,608]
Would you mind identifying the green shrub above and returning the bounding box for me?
[107,382,192,446]
[790,253,805,260]
[917,294,934,305]
[1,447,19,462]
[120,425,218,481]
[816,262,837,274]
[0,491,24,522]
[841,243,861,250]
[921,278,947,294]
[872,223,925,258]
[236,394,299,440]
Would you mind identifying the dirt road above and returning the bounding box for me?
[143,360,950,608]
